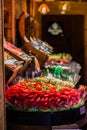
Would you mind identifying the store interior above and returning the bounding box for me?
[3,0,87,130]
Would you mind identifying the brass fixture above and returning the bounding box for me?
[58,1,71,14]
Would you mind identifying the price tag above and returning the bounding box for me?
[80,105,85,115]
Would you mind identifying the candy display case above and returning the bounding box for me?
[6,78,86,126]
[5,53,87,129]
[5,48,86,128]
[42,64,81,87]
[4,51,23,85]
[4,51,24,71]
[29,37,53,55]
[44,53,81,87]
[4,41,41,85]
[18,12,53,67]
[4,40,33,62]
[46,53,72,64]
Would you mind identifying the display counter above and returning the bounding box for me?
[6,104,87,130]
[5,78,86,129]
[6,104,86,126]
[4,45,86,130]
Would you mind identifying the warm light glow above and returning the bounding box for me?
[58,2,71,14]
[62,4,67,11]
[38,3,50,14]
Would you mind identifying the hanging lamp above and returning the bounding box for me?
[58,1,71,14]
[38,0,50,15]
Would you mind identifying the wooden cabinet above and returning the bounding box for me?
[4,0,15,43]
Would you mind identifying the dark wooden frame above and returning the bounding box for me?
[0,0,6,130]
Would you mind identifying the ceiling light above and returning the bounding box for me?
[38,2,50,15]
[58,1,71,14]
